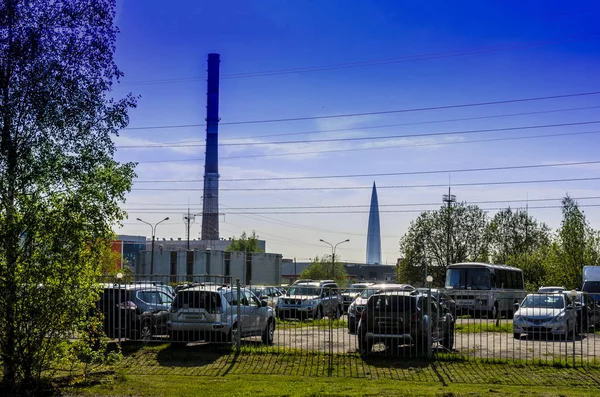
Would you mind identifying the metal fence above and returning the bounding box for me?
[95,275,600,367]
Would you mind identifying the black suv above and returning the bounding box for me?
[97,283,173,341]
[357,290,455,355]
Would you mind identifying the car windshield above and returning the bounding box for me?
[368,295,417,311]
[521,295,565,309]
[344,287,365,294]
[445,267,491,290]
[583,281,600,293]
[250,287,266,295]
[359,286,397,299]
[287,286,319,296]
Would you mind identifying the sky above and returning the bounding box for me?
[111,0,600,264]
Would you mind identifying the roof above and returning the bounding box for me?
[447,262,523,271]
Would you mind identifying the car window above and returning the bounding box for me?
[138,291,161,304]
[158,291,173,305]
[244,291,260,307]
[224,291,240,306]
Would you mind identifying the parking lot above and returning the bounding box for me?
[263,316,600,362]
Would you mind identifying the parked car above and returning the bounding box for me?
[356,290,455,355]
[347,283,414,334]
[537,286,566,293]
[561,291,600,333]
[341,283,374,313]
[167,284,276,344]
[276,280,343,321]
[415,288,456,315]
[513,293,577,339]
[249,285,285,309]
[97,283,173,342]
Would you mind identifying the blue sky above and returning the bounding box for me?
[112,0,600,263]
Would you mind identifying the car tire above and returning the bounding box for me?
[513,332,520,339]
[262,319,275,345]
[333,305,342,320]
[228,323,240,346]
[139,319,153,343]
[442,325,455,351]
[316,306,324,320]
[358,336,372,355]
[348,321,356,334]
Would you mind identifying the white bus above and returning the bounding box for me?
[444,262,527,318]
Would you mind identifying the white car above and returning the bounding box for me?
[513,293,576,339]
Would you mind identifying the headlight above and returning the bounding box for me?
[550,314,566,323]
[302,299,315,307]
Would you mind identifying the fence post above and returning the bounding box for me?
[328,286,333,376]
[426,275,433,359]
[236,278,241,351]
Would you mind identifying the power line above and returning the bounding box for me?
[130,176,600,192]
[217,91,600,126]
[117,34,599,86]
[123,105,600,141]
[118,204,600,215]
[134,129,600,163]
[119,196,600,210]
[116,120,600,149]
[131,160,600,183]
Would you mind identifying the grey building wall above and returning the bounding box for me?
[146,238,267,253]
[281,259,397,284]
[135,249,281,286]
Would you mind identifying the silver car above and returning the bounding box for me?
[513,293,576,339]
[167,285,276,345]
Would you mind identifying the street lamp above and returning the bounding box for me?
[319,239,350,280]
[137,217,170,276]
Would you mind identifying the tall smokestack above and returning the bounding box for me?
[201,53,220,241]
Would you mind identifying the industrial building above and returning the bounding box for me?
[135,249,282,286]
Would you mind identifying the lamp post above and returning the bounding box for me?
[137,217,170,277]
[319,239,350,281]
[426,275,433,358]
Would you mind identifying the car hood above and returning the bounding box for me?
[516,307,564,318]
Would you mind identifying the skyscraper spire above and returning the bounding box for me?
[366,181,381,264]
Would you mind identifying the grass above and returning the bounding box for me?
[278,318,348,329]
[60,343,600,396]
[455,321,513,333]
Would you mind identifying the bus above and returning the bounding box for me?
[444,262,527,318]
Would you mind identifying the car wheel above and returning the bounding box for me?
[262,319,275,345]
[348,321,355,334]
[442,326,455,351]
[513,332,520,339]
[316,306,324,320]
[358,336,372,355]
[139,320,153,343]
[228,323,240,346]
[333,305,342,320]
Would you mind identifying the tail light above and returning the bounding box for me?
[117,301,137,310]
[361,309,367,321]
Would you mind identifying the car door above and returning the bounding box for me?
[243,290,263,333]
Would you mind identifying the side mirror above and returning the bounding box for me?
[513,303,520,312]
[261,300,268,307]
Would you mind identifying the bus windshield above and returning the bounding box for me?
[583,281,600,293]
[445,268,491,290]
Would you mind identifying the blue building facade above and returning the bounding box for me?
[366,182,382,264]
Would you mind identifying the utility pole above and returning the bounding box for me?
[442,186,456,268]
[183,206,201,250]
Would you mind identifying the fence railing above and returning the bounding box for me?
[94,275,600,367]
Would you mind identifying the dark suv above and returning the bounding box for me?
[357,291,455,355]
[97,283,173,342]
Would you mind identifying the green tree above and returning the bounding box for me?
[0,0,136,392]
[398,203,489,287]
[544,196,600,289]
[226,231,264,253]
[300,255,347,286]
[486,208,550,264]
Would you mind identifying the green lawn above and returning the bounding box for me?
[455,321,513,333]
[278,318,348,329]
[60,343,600,396]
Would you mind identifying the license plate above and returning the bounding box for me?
[185,313,205,320]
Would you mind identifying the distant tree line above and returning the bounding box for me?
[397,195,600,291]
